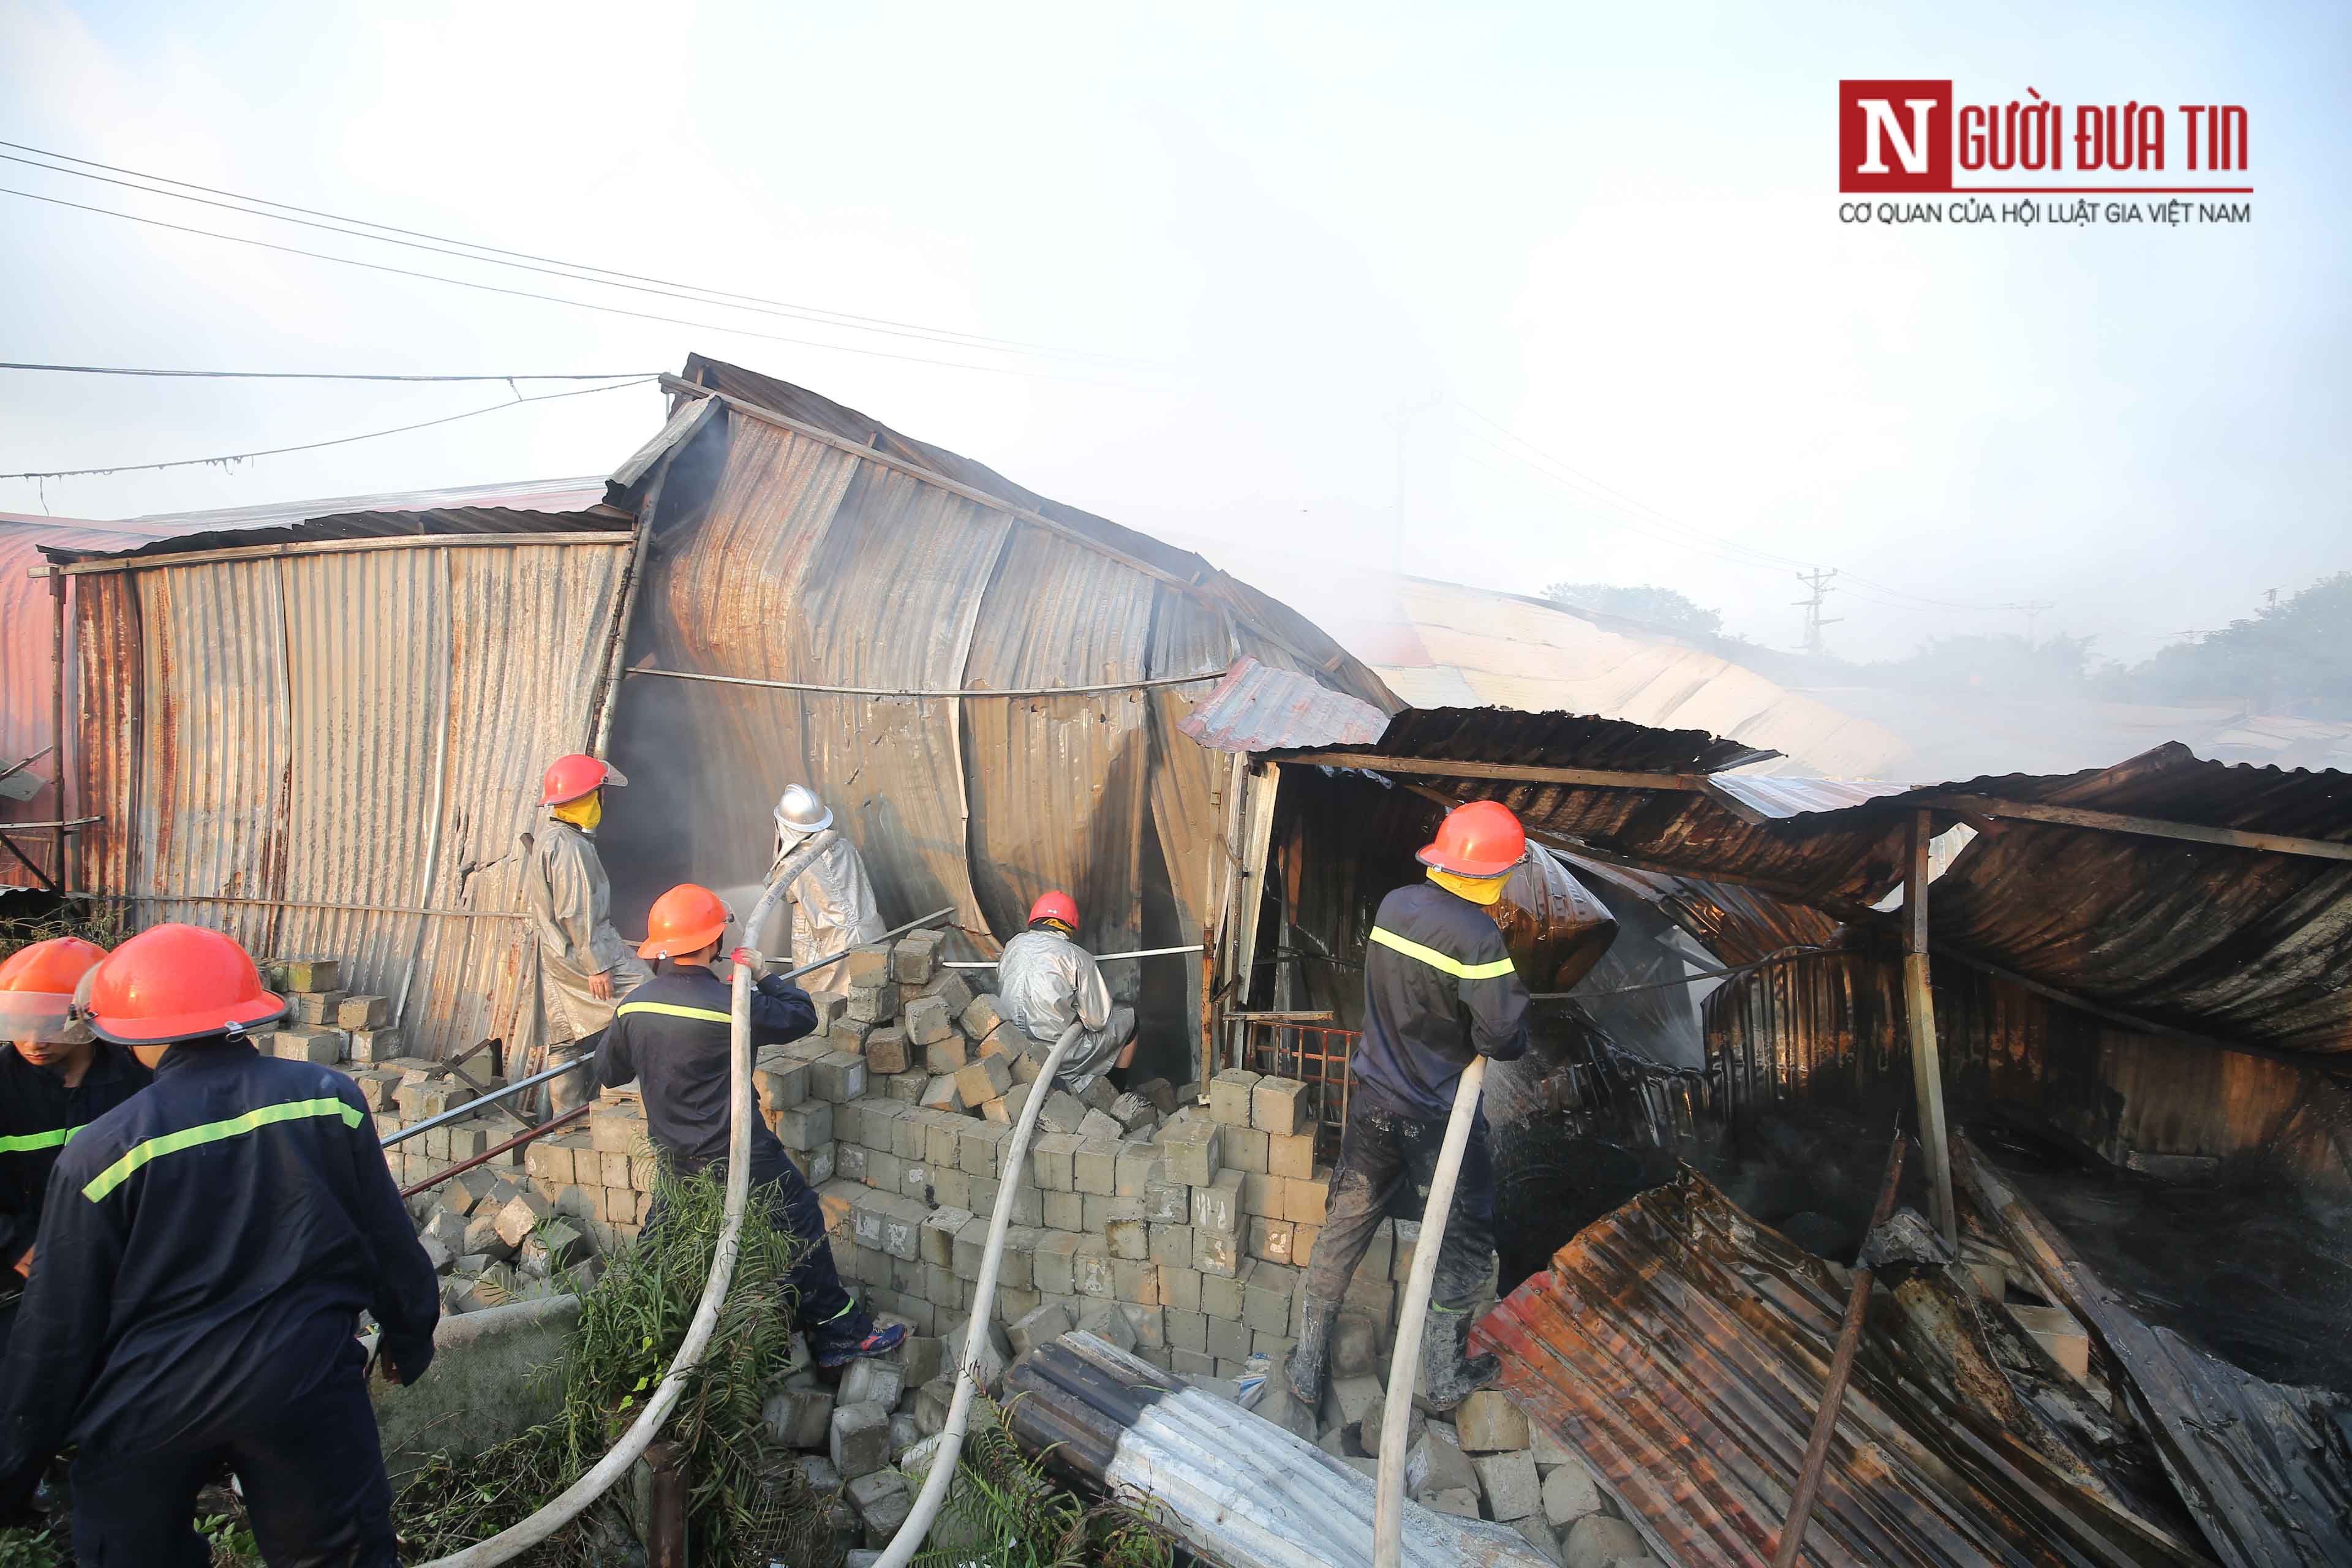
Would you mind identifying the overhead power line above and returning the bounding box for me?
[0,377,657,481]
[0,140,1139,367]
[0,363,655,382]
[0,185,1113,385]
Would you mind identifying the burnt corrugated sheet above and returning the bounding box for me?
[1177,655,1389,753]
[66,527,630,1057]
[606,360,1401,1074]
[1475,1169,2203,1567]
[0,514,203,887]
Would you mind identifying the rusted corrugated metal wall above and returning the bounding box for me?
[607,377,1398,1071]
[67,537,631,1057]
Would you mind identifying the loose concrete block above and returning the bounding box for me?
[1283,1170,1332,1225]
[1121,1302,1166,1349]
[764,1385,835,1449]
[1072,1139,1118,1196]
[953,1053,1011,1109]
[902,995,952,1046]
[1565,1516,1645,1568]
[589,1104,647,1155]
[347,1027,405,1065]
[756,1060,810,1114]
[284,957,339,992]
[1161,1121,1221,1186]
[1141,1176,1190,1224]
[918,1075,963,1114]
[1412,1426,1480,1498]
[292,989,345,1025]
[1073,1237,1115,1300]
[1008,1302,1071,1360]
[1109,1091,1158,1134]
[1329,1373,1384,1429]
[1269,1131,1317,1181]
[842,945,893,987]
[918,970,973,1017]
[1426,1487,1481,1520]
[862,1027,912,1077]
[1076,1107,1125,1144]
[1148,1224,1193,1270]
[1513,1517,1564,1566]
[1241,1261,1298,1334]
[1193,1169,1243,1234]
[1248,1215,1297,1267]
[879,1196,926,1262]
[913,1376,955,1436]
[956,1120,1011,1179]
[1207,1314,1253,1363]
[919,1205,971,1267]
[1036,1090,1088,1136]
[492,1191,552,1250]
[1160,1259,1202,1315]
[1208,1068,1261,1126]
[274,1026,344,1065]
[1362,1392,1423,1457]
[1458,1389,1532,1452]
[1333,1310,1382,1378]
[940,1312,1011,1395]
[336,993,391,1030]
[845,984,898,1026]
[1033,1232,1082,1296]
[811,1053,867,1103]
[831,1400,892,1479]
[1542,1461,1604,1528]
[1075,1298,1137,1352]
[1250,1075,1310,1135]
[1042,1189,1084,1232]
[1476,1448,1543,1521]
[837,1357,905,1411]
[922,1033,967,1075]
[1237,1170,1280,1217]
[1197,1228,1240,1278]
[960,993,1009,1038]
[829,1019,873,1055]
[1106,1201,1150,1262]
[932,1167,971,1210]
[775,1101,834,1152]
[1222,1126,1269,1175]
[891,932,941,985]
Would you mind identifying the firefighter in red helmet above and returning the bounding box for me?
[1285,801,1531,1419]
[0,923,437,1566]
[994,891,1136,1095]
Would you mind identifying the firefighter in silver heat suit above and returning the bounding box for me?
[524,753,650,1112]
[720,786,886,995]
[995,890,1135,1096]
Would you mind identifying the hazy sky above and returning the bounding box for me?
[2,1,2343,662]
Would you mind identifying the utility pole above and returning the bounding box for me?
[1792,568,1841,655]
[2016,599,2054,643]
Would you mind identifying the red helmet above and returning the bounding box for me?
[1028,891,1079,931]
[540,754,627,807]
[0,937,110,1044]
[639,884,731,960]
[84,924,286,1045]
[1417,801,1528,878]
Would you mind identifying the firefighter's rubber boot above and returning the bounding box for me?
[1419,1301,1499,1412]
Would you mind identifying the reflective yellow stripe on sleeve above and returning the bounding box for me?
[81,1098,363,1203]
[0,1126,79,1155]
[1368,926,1518,981]
[614,1001,734,1025]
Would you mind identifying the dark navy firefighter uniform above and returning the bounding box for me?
[0,1039,440,1567]
[0,1043,152,1361]
[596,959,878,1355]
[1303,881,1530,1313]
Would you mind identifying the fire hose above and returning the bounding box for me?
[417,829,876,1568]
[871,1018,1084,1568]
[1371,1054,1488,1568]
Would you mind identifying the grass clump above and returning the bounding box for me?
[913,1396,1178,1568]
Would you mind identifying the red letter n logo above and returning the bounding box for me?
[1839,80,1952,192]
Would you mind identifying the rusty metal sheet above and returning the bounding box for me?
[1476,1168,2209,1568]
[1177,654,1388,753]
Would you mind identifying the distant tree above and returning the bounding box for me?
[1542,582,1724,638]
[1866,633,2097,696]
[2098,572,2352,717]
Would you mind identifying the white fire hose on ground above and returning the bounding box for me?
[420,832,839,1568]
[1371,1054,1489,1568]
[872,1019,1084,1568]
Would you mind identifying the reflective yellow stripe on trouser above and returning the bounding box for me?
[82,1098,363,1203]
[0,1126,79,1155]
[614,1001,734,1025]
[1367,926,1517,981]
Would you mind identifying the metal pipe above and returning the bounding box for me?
[1768,1129,1909,1568]
[875,1020,1084,1568]
[380,902,959,1148]
[938,943,1205,970]
[1904,810,1956,1246]
[398,1104,589,1199]
[1372,1054,1488,1568]
[49,571,65,894]
[418,834,829,1567]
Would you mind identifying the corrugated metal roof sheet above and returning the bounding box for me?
[595,358,1403,1080]
[1476,1168,2214,1568]
[1706,773,1919,820]
[61,516,633,1056]
[1177,655,1389,753]
[114,475,609,533]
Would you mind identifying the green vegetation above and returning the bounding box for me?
[0,899,126,965]
[912,1396,1177,1568]
[1542,581,1724,639]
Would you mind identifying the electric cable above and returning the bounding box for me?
[0,186,1115,384]
[0,137,1138,364]
[0,377,657,481]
